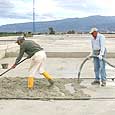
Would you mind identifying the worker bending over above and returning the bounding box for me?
[11,36,54,89]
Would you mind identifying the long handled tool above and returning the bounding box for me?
[0,57,28,76]
[77,55,115,82]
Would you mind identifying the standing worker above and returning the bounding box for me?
[89,28,107,86]
[11,36,54,89]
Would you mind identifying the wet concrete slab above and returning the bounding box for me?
[80,79,115,99]
[0,77,90,99]
[0,56,115,100]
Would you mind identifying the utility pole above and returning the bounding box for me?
[33,0,35,34]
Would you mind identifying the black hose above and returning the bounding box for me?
[77,55,115,82]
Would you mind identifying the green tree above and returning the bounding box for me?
[67,30,75,34]
[48,27,55,34]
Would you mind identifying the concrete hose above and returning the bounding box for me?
[77,55,115,82]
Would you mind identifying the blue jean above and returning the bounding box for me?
[93,57,106,81]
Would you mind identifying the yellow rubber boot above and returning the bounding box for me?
[42,71,53,80]
[28,77,34,89]
[42,71,54,86]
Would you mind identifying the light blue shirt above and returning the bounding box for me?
[91,33,106,55]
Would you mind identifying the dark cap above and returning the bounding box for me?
[16,36,25,43]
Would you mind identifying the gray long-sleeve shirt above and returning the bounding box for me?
[15,40,43,64]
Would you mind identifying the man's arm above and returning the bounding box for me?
[100,35,105,56]
[98,35,105,60]
[15,46,25,65]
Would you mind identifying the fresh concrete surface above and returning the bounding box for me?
[80,79,115,99]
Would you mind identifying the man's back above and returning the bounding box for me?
[21,40,43,57]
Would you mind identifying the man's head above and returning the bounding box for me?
[89,28,98,38]
[16,36,25,45]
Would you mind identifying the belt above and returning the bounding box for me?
[93,50,100,55]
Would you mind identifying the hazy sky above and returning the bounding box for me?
[0,0,115,25]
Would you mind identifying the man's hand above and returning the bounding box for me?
[89,52,93,56]
[11,64,17,69]
[87,52,93,60]
[98,55,103,60]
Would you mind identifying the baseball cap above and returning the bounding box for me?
[89,28,98,34]
[16,36,25,43]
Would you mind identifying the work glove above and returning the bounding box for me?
[98,54,103,60]
[11,64,17,69]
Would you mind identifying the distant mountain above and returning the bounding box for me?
[0,15,115,32]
